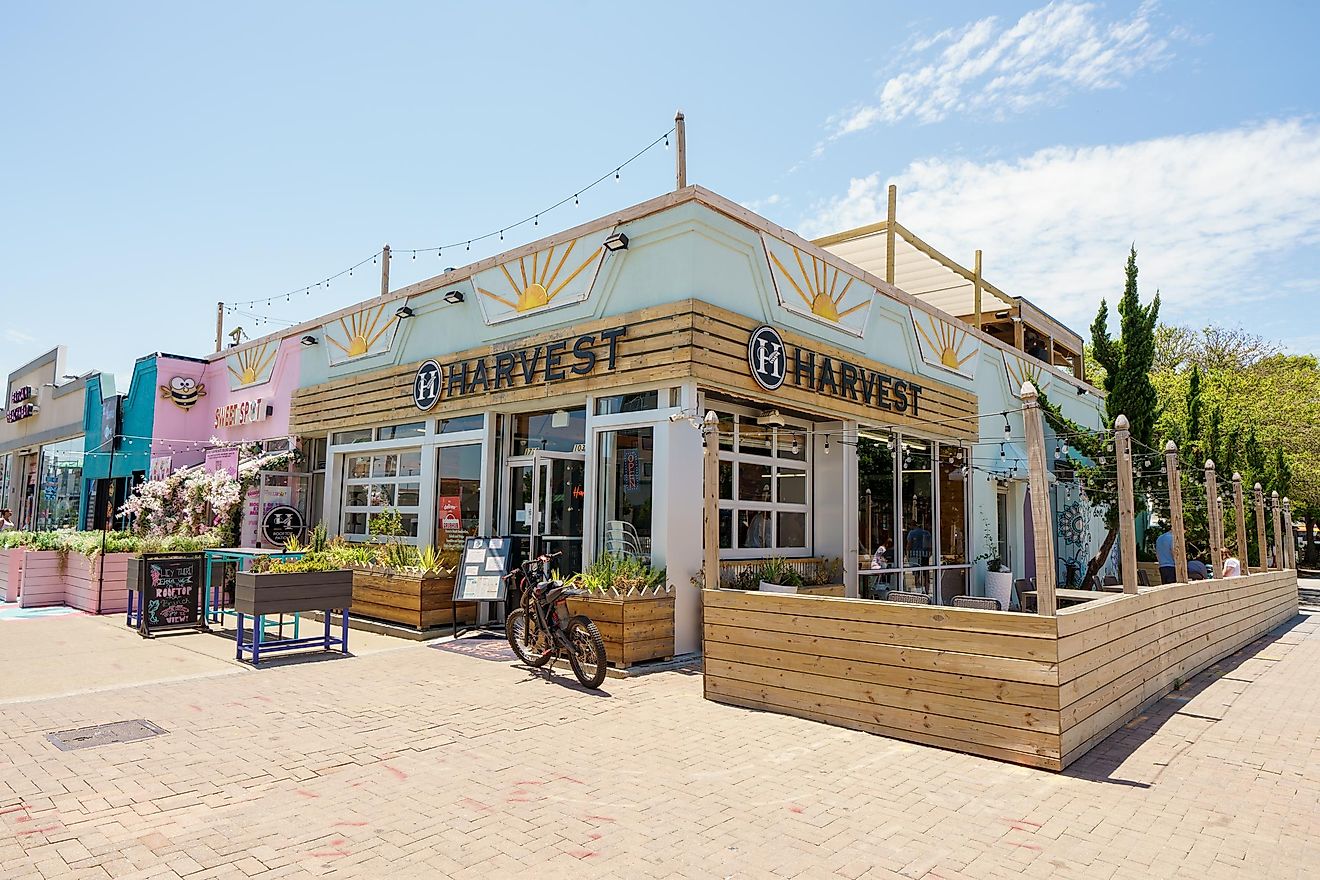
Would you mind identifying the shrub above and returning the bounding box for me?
[572,553,666,594]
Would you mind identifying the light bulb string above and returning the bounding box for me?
[226,126,674,313]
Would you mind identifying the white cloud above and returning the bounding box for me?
[830,1,1170,136]
[4,328,35,345]
[801,119,1320,349]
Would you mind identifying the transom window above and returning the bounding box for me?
[714,412,810,557]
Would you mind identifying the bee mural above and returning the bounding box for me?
[160,376,206,410]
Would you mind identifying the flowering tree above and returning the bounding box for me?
[120,468,243,538]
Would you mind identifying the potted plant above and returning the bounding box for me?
[566,553,674,668]
[975,515,1014,610]
[755,557,804,594]
[237,549,354,620]
[796,557,845,597]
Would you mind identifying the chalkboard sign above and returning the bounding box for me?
[139,554,205,636]
[453,537,512,602]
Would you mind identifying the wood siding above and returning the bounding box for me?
[1054,570,1298,767]
[702,588,1063,770]
[234,570,354,615]
[290,300,977,440]
[703,571,1300,772]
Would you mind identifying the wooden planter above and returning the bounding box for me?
[235,570,354,616]
[567,587,675,668]
[350,568,477,631]
[797,583,845,598]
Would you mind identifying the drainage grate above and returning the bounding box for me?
[46,720,167,751]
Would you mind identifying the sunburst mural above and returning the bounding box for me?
[762,234,873,335]
[322,304,401,366]
[1003,351,1052,398]
[474,229,612,324]
[910,307,981,378]
[227,340,277,390]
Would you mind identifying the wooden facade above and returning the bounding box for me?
[703,570,1299,771]
[290,299,978,441]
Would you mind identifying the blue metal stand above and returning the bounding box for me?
[235,608,349,666]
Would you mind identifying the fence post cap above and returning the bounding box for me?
[1019,380,1038,400]
[1164,440,1178,452]
[1233,471,1242,481]
[1204,458,1215,470]
[1115,414,1129,430]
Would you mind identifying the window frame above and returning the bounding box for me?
[715,411,813,559]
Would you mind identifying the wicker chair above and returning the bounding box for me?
[884,590,932,605]
[952,595,1002,611]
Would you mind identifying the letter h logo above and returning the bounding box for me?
[747,326,787,391]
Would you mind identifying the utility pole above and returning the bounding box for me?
[674,111,687,190]
[215,302,224,352]
[380,245,392,298]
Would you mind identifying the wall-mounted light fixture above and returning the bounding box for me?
[994,310,1009,320]
[300,335,318,347]
[443,290,465,304]
[603,232,629,252]
[395,305,414,319]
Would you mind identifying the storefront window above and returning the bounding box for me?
[596,427,654,559]
[512,408,586,455]
[437,443,481,552]
[858,431,970,603]
[34,438,84,531]
[341,446,423,542]
[714,412,812,555]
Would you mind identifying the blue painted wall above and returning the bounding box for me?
[79,356,159,525]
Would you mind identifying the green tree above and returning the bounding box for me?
[1185,366,1202,449]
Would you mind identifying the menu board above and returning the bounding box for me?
[141,555,204,635]
[453,537,511,602]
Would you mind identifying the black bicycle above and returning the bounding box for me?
[504,552,607,689]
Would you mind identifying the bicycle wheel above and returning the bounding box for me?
[566,616,607,689]
[506,608,551,668]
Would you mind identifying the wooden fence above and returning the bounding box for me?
[703,569,1299,771]
[10,551,134,613]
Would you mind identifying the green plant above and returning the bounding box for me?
[369,508,404,540]
[249,554,346,574]
[805,557,842,586]
[754,557,804,588]
[571,553,666,594]
[973,513,1005,572]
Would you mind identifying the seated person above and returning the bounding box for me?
[1220,547,1242,578]
[1187,558,1209,581]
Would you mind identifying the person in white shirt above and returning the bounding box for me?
[1220,547,1242,578]
[0,508,14,531]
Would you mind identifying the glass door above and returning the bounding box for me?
[502,452,585,577]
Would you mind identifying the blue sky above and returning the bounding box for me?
[3,1,1318,382]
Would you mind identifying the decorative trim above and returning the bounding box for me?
[762,233,873,336]
[910,307,981,379]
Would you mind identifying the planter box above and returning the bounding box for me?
[0,548,23,603]
[235,570,354,616]
[350,568,477,631]
[567,588,675,668]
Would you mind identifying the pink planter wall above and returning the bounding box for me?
[0,549,23,603]
[15,550,133,613]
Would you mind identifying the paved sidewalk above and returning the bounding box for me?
[1,605,1318,878]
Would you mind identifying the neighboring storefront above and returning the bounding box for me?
[0,348,93,531]
[217,186,1108,654]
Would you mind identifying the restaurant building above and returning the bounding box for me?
[0,348,94,530]
[216,185,1106,654]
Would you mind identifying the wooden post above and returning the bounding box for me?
[1021,382,1056,615]
[1233,473,1249,574]
[1254,483,1268,572]
[1283,498,1295,569]
[1271,491,1283,570]
[215,302,224,352]
[702,411,720,591]
[1204,461,1222,577]
[380,244,391,298]
[674,111,687,190]
[1013,310,1025,353]
[1115,415,1138,594]
[1165,441,1189,584]
[885,185,896,285]
[973,250,983,331]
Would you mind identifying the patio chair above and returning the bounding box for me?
[1014,578,1033,612]
[952,595,1002,611]
[604,520,646,561]
[1137,569,1150,587]
[884,590,931,605]
[1102,574,1119,587]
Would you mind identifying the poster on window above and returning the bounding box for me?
[149,456,173,481]
[438,496,465,551]
[205,447,239,478]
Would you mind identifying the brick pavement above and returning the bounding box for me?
[1,603,1318,879]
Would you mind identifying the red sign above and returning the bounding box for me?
[439,496,462,531]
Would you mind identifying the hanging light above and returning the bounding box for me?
[574,193,580,205]
[1000,443,1007,461]
[615,168,621,181]
[791,437,800,455]
[1003,413,1011,437]
[824,435,831,454]
[665,134,670,148]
